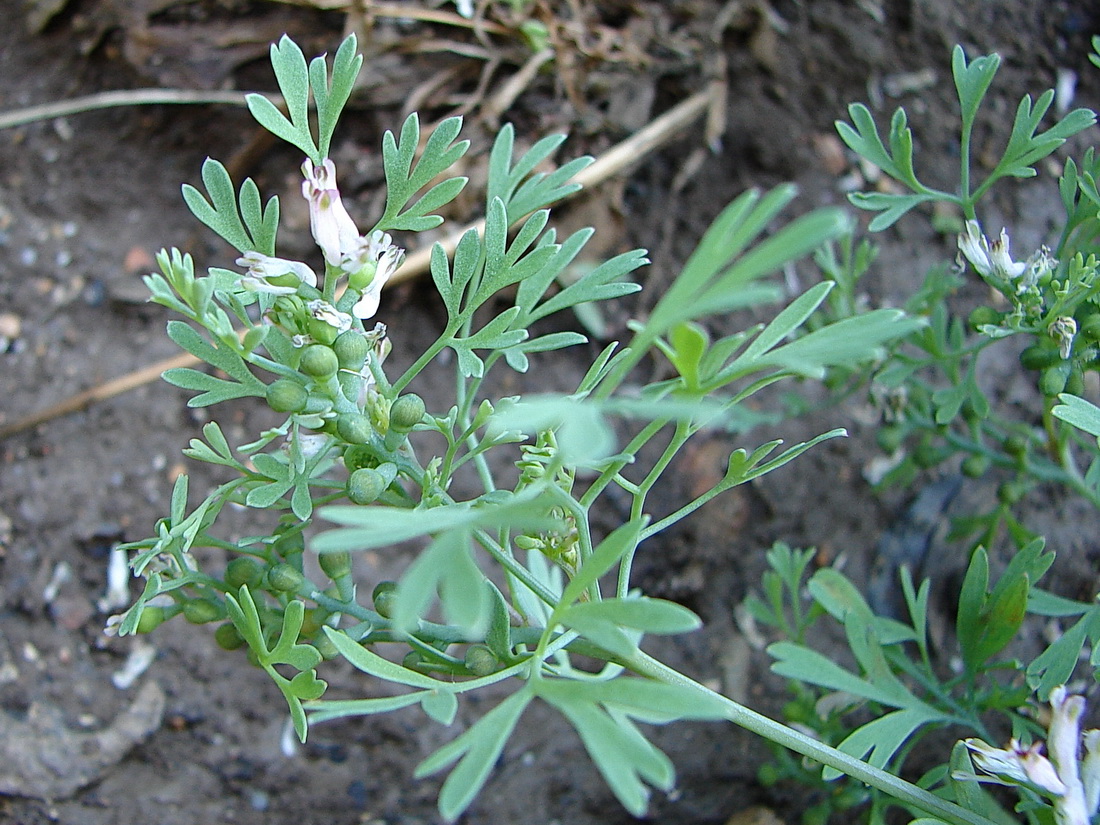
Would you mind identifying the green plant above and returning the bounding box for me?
[110,33,1007,825]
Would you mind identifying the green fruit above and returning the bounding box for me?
[273,531,305,559]
[389,394,426,432]
[300,608,325,637]
[372,581,397,618]
[347,467,386,505]
[336,412,373,445]
[300,344,339,378]
[307,317,339,345]
[1004,434,1028,458]
[1020,344,1062,371]
[333,331,370,369]
[136,606,166,633]
[998,481,1027,506]
[214,623,245,650]
[961,454,990,478]
[266,379,309,413]
[913,440,942,469]
[1040,363,1071,397]
[1066,366,1085,396]
[968,306,1001,332]
[225,557,264,591]
[183,599,220,624]
[464,644,498,676]
[267,563,306,593]
[318,551,351,580]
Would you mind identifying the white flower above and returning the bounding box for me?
[238,252,317,295]
[963,687,1099,825]
[965,738,1067,795]
[348,232,405,319]
[958,220,1027,281]
[307,299,353,334]
[302,158,360,266]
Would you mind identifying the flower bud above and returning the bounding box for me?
[300,344,339,378]
[464,644,499,676]
[136,606,167,633]
[266,379,309,413]
[267,563,306,593]
[372,581,397,618]
[389,394,426,432]
[337,413,374,445]
[225,557,264,590]
[183,599,220,624]
[318,551,352,580]
[333,330,370,370]
[214,623,245,650]
[347,467,386,505]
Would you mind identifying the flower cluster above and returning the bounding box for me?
[962,687,1100,825]
[237,158,405,325]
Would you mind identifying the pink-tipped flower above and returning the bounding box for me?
[302,158,359,267]
[237,252,317,295]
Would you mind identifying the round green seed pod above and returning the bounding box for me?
[225,557,264,591]
[307,317,339,345]
[1004,434,1028,458]
[214,622,245,650]
[183,599,220,624]
[336,413,373,445]
[372,581,398,618]
[389,394,426,432]
[333,331,370,370]
[998,480,1027,506]
[300,608,325,637]
[267,563,306,593]
[464,644,498,677]
[1020,344,1062,371]
[266,379,309,413]
[347,467,386,505]
[961,454,990,478]
[318,551,352,580]
[913,440,941,469]
[273,531,305,560]
[1066,366,1086,396]
[1040,363,1071,397]
[136,606,166,634]
[299,344,339,378]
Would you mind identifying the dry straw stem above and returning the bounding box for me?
[0,85,718,441]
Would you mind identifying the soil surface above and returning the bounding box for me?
[1,2,1099,824]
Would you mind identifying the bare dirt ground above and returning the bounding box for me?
[1,2,1098,824]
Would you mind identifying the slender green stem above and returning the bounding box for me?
[629,650,999,825]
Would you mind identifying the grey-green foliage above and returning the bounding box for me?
[114,32,950,825]
[838,45,1095,228]
[750,539,1076,823]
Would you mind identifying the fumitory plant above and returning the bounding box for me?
[820,43,1099,549]
[113,33,1006,825]
[744,38,1100,825]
